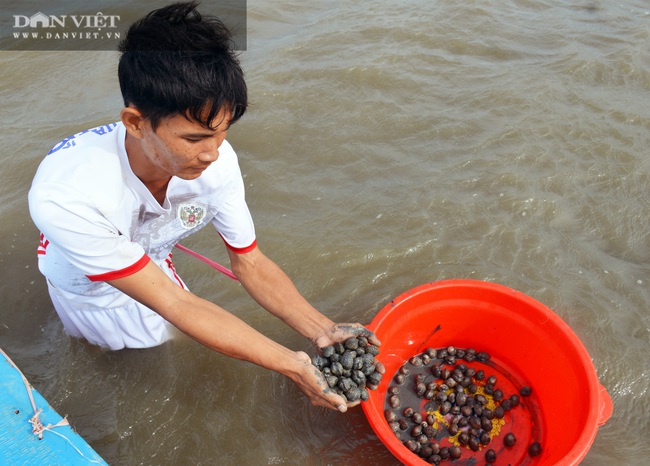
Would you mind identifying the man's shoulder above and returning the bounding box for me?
[38,122,124,176]
[31,122,127,214]
[46,122,122,156]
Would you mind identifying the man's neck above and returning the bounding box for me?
[124,132,171,206]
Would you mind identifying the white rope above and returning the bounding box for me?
[1,348,105,464]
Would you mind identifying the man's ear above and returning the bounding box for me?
[121,107,147,139]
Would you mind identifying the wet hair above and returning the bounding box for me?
[118,1,247,130]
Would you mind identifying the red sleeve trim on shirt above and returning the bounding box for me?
[86,254,151,282]
[221,236,257,254]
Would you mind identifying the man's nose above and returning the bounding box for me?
[198,137,224,162]
[199,149,219,162]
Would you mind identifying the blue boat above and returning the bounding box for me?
[0,349,108,466]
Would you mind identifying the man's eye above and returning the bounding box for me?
[184,137,202,143]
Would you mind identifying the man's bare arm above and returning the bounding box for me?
[106,260,350,411]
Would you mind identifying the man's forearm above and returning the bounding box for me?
[107,260,302,373]
[229,247,335,343]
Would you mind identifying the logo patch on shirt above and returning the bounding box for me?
[178,204,206,229]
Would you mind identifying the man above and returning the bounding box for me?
[28,1,382,413]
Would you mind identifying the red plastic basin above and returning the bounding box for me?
[362,279,612,466]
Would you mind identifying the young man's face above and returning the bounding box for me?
[137,107,231,181]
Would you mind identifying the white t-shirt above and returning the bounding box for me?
[29,122,256,307]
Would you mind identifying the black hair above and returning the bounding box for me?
[118,1,247,130]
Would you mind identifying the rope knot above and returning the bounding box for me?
[29,408,70,439]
